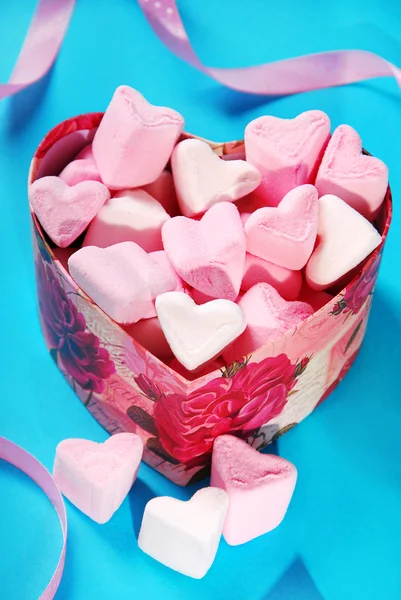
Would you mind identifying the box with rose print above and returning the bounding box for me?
[28,113,392,485]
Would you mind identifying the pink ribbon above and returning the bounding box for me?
[0,0,76,100]
[138,0,401,94]
[0,437,67,600]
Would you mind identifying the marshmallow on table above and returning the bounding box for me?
[83,189,170,253]
[211,435,297,545]
[123,317,173,359]
[93,85,184,189]
[68,242,177,324]
[171,138,261,217]
[29,176,110,248]
[162,202,246,301]
[222,283,313,363]
[241,253,302,301]
[138,487,228,578]
[155,291,246,371]
[315,125,388,221]
[53,433,143,524]
[245,110,330,206]
[143,170,180,216]
[244,184,319,270]
[306,194,382,291]
[59,143,102,186]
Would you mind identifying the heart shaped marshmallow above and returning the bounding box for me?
[68,241,177,323]
[83,189,170,252]
[59,143,102,186]
[29,176,110,247]
[305,194,382,290]
[162,201,246,301]
[315,124,388,221]
[245,110,330,206]
[222,283,313,363]
[53,433,143,523]
[244,184,318,270]
[92,85,184,189]
[171,138,261,217]
[138,487,228,578]
[155,291,246,371]
[211,435,297,545]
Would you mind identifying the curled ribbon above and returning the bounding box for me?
[0,438,67,600]
[137,0,401,94]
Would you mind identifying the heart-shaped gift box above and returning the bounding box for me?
[29,113,392,485]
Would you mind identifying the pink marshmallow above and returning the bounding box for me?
[222,283,313,363]
[149,250,185,293]
[244,184,318,270]
[124,317,173,359]
[241,253,302,300]
[306,194,382,291]
[83,189,170,252]
[211,435,297,545]
[143,170,180,216]
[171,138,261,217]
[92,85,184,189]
[162,202,246,301]
[68,241,177,324]
[315,124,388,221]
[53,433,143,524]
[59,143,102,186]
[245,110,330,206]
[190,287,217,305]
[29,176,110,248]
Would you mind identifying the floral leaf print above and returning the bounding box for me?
[127,406,159,436]
[146,437,180,465]
[344,320,363,354]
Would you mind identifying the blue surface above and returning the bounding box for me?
[1,1,401,598]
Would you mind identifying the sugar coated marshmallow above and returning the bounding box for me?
[59,143,102,186]
[83,189,170,252]
[162,202,246,301]
[53,433,143,524]
[241,253,302,301]
[306,194,382,291]
[211,435,297,545]
[171,138,261,217]
[155,292,246,371]
[223,283,313,363]
[244,184,318,270]
[315,125,388,221]
[92,85,184,189]
[138,487,229,578]
[245,110,330,206]
[29,176,110,247]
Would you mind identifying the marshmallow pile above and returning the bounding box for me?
[29,85,387,374]
[54,432,297,578]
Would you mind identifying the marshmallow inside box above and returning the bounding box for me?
[29,112,392,486]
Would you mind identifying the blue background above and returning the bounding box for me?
[1,1,401,598]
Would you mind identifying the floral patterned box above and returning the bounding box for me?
[29,113,392,485]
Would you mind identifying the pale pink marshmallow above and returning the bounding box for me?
[149,250,185,292]
[244,184,318,270]
[315,124,388,221]
[245,110,330,206]
[53,433,143,524]
[171,138,261,217]
[211,435,297,545]
[138,488,228,579]
[241,253,302,300]
[306,194,382,291]
[143,170,179,216]
[83,189,170,252]
[68,242,177,324]
[123,317,173,359]
[298,283,333,312]
[59,143,102,186]
[29,176,110,248]
[155,292,246,371]
[92,85,184,189]
[222,283,313,363]
[162,202,246,301]
[168,357,225,380]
